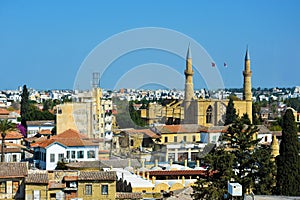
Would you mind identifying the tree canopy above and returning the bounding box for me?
[20,85,29,132]
[224,97,237,125]
[0,119,16,162]
[276,109,300,196]
[193,117,276,199]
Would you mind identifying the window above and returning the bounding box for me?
[33,190,40,200]
[50,193,56,198]
[12,155,17,162]
[101,185,108,195]
[69,181,77,188]
[183,136,187,141]
[34,151,40,160]
[87,150,95,158]
[50,154,55,163]
[0,181,6,193]
[58,153,64,162]
[85,184,92,195]
[66,151,70,159]
[192,135,196,142]
[77,151,84,159]
[174,136,177,142]
[164,137,168,143]
[206,105,213,123]
[12,181,19,193]
[71,151,76,159]
[130,139,134,146]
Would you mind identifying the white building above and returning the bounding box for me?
[32,129,99,170]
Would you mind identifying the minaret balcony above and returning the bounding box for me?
[184,70,194,76]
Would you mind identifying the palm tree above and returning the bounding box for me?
[0,119,16,162]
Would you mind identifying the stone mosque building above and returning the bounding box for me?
[141,47,253,127]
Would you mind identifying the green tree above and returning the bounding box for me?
[222,119,261,194]
[241,113,251,125]
[276,109,300,196]
[192,148,234,200]
[55,161,68,170]
[20,85,29,133]
[193,118,276,198]
[0,119,16,162]
[252,102,262,125]
[284,98,300,112]
[252,145,276,195]
[224,97,237,125]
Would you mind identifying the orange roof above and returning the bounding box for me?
[31,129,99,148]
[0,131,23,139]
[55,129,88,139]
[38,129,52,135]
[127,129,160,139]
[154,124,206,134]
[31,139,56,148]
[0,108,10,115]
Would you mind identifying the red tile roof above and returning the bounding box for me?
[0,162,27,178]
[78,171,116,181]
[38,129,52,135]
[0,146,22,153]
[63,176,78,181]
[0,108,10,115]
[127,129,160,139]
[153,124,207,134]
[26,173,48,184]
[31,129,99,148]
[48,181,66,189]
[116,192,142,199]
[148,169,207,176]
[55,129,88,139]
[0,131,23,139]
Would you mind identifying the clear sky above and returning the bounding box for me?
[0,0,299,90]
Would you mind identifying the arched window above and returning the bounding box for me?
[206,105,213,123]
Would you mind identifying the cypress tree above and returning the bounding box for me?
[20,85,29,135]
[225,97,237,125]
[276,109,300,196]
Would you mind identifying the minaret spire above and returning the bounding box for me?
[243,46,253,122]
[245,46,250,60]
[184,44,195,124]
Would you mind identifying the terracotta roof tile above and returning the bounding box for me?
[0,131,23,139]
[26,173,48,184]
[127,129,160,139]
[0,146,22,153]
[49,181,65,189]
[63,176,78,181]
[55,129,88,139]
[148,170,207,176]
[38,129,52,135]
[116,192,142,199]
[0,108,10,115]
[66,161,106,170]
[153,124,207,134]
[78,171,116,181]
[0,162,27,178]
[31,129,99,148]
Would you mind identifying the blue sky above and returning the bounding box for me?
[0,1,299,90]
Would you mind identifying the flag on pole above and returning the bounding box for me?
[211,62,216,67]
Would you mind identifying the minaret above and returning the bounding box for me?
[243,47,253,122]
[184,45,195,124]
